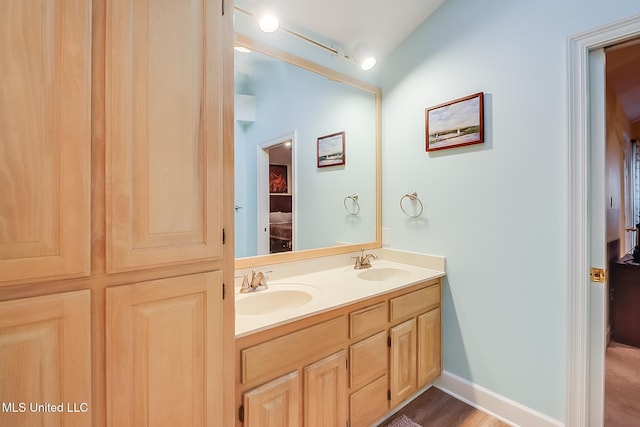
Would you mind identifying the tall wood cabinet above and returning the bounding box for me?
[0,0,234,426]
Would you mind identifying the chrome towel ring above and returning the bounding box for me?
[344,193,360,215]
[400,192,423,218]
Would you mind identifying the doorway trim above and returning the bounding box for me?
[567,14,640,426]
[256,131,297,255]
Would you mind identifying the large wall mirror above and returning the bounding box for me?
[234,34,381,268]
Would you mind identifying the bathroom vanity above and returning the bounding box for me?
[234,252,445,427]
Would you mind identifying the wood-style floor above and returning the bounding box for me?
[605,341,640,426]
[378,387,509,427]
[375,342,640,427]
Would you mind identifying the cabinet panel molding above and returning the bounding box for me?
[417,308,441,387]
[0,290,92,427]
[349,375,388,427]
[243,371,300,427]
[303,350,347,427]
[349,302,387,339]
[390,285,439,322]
[0,0,91,283]
[350,331,387,391]
[105,0,223,272]
[390,318,417,407]
[106,272,224,427]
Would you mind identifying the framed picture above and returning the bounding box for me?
[269,164,288,193]
[425,92,484,151]
[317,131,345,167]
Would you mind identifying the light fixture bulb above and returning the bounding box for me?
[259,13,280,33]
[353,42,376,71]
[360,56,377,71]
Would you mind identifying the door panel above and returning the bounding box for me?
[0,290,92,427]
[106,272,223,427]
[0,0,91,283]
[106,0,223,272]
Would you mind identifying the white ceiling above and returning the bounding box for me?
[236,0,448,61]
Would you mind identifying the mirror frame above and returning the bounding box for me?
[234,33,382,269]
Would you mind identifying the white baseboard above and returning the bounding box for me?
[434,371,564,427]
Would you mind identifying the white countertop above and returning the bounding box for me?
[235,249,446,337]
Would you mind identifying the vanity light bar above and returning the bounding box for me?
[233,5,375,70]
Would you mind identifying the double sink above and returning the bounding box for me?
[235,260,424,336]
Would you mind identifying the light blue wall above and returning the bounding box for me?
[380,0,640,421]
[235,58,377,257]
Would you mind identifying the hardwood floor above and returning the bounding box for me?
[605,341,640,426]
[378,387,509,427]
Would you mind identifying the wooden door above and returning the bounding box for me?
[417,308,441,387]
[105,0,224,272]
[106,272,224,427]
[390,319,416,407]
[0,290,92,427]
[303,350,347,427]
[243,371,300,427]
[0,0,91,284]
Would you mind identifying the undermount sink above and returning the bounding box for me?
[236,284,320,316]
[357,267,412,282]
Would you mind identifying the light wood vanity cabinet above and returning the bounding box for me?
[236,278,442,427]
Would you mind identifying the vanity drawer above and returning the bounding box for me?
[390,283,440,322]
[350,375,388,427]
[350,331,387,390]
[349,302,387,339]
[241,316,347,385]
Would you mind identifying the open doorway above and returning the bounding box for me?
[256,132,296,255]
[603,37,640,425]
[567,15,640,426]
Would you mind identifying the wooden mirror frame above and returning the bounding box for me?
[234,34,382,270]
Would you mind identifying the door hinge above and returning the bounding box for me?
[222,228,226,244]
[238,405,244,422]
[387,389,391,401]
[222,283,226,300]
[388,336,391,347]
[222,0,225,16]
[590,267,606,283]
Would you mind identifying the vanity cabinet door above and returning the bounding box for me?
[303,350,348,427]
[390,319,417,407]
[0,290,91,427]
[106,272,224,427]
[0,0,91,284]
[417,308,441,387]
[105,0,224,272]
[243,371,300,427]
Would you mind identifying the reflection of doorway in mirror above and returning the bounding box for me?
[257,132,296,255]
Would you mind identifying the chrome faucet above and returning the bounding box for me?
[352,249,378,269]
[239,270,269,293]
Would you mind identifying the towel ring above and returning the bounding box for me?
[344,193,360,215]
[400,192,424,218]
